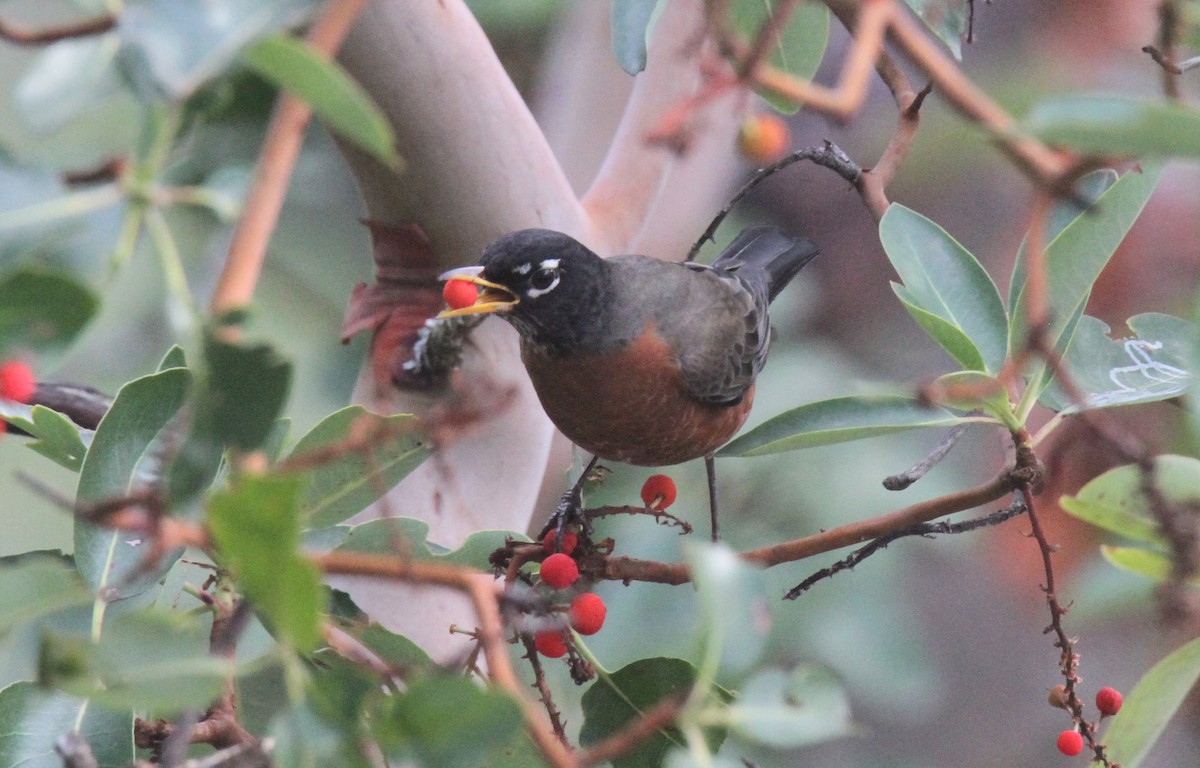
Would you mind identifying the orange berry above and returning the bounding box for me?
[1096,687,1123,717]
[0,360,36,404]
[534,630,569,658]
[540,552,579,590]
[569,592,607,635]
[640,474,677,510]
[442,279,478,310]
[737,114,790,165]
[542,529,578,555]
[1056,729,1083,756]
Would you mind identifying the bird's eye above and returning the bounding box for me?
[529,268,558,292]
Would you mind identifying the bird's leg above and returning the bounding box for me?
[538,454,600,545]
[705,454,719,542]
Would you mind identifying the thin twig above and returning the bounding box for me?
[688,142,861,261]
[586,505,694,534]
[883,422,971,490]
[312,551,576,768]
[519,634,570,744]
[54,732,98,768]
[884,5,1071,186]
[747,0,891,120]
[210,0,371,319]
[1018,479,1111,766]
[786,496,1027,598]
[602,468,1020,585]
[0,13,115,45]
[1153,1,1182,98]
[575,694,686,768]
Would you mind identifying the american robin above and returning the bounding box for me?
[437,226,819,470]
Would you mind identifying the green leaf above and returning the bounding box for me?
[269,702,357,768]
[1007,169,1117,310]
[686,541,769,676]
[40,610,231,716]
[1039,313,1194,413]
[116,0,320,99]
[159,345,187,370]
[1009,164,1162,359]
[1023,94,1200,157]
[14,36,124,134]
[929,371,1017,427]
[288,406,430,527]
[718,395,967,457]
[1060,455,1200,547]
[384,676,524,768]
[1104,635,1200,768]
[581,658,725,768]
[209,474,322,649]
[725,665,852,748]
[880,204,1008,373]
[241,33,399,168]
[892,286,986,371]
[0,557,92,638]
[75,367,190,595]
[436,530,528,569]
[2,405,91,472]
[611,0,664,75]
[903,0,967,58]
[336,518,435,557]
[0,682,133,768]
[0,268,99,359]
[169,332,292,504]
[729,0,830,114]
[1099,545,1195,583]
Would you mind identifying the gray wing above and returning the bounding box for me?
[607,257,770,406]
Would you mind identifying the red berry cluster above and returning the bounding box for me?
[530,475,680,658]
[1054,686,1123,757]
[532,528,607,659]
[0,359,36,437]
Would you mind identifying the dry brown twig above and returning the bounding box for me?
[601,467,1022,586]
[0,13,115,45]
[313,551,576,768]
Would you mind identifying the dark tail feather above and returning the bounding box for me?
[711,226,820,302]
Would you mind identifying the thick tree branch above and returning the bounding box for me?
[582,0,740,256]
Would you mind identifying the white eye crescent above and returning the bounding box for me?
[527,267,560,297]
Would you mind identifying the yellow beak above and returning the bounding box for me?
[436,266,520,318]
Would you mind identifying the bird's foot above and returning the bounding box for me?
[537,455,600,546]
[538,483,589,548]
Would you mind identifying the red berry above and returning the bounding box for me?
[533,630,568,658]
[1096,687,1123,717]
[640,474,677,510]
[1056,729,1084,756]
[542,529,578,555]
[569,592,607,635]
[442,279,478,310]
[539,553,579,590]
[0,360,36,403]
[737,114,790,165]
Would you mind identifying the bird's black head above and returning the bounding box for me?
[438,229,611,353]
